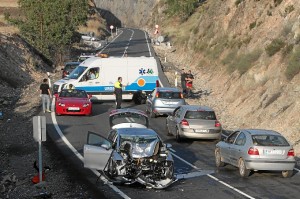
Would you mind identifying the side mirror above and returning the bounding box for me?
[101,144,110,150]
[88,94,92,99]
[54,94,58,98]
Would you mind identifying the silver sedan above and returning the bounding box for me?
[166,105,222,142]
[215,129,296,177]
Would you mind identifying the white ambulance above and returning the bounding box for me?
[53,56,160,104]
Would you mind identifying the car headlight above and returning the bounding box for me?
[83,103,90,107]
[58,103,65,107]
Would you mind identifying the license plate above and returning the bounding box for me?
[164,101,177,105]
[195,129,209,133]
[264,149,284,155]
[68,107,80,111]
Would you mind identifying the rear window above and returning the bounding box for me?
[184,111,216,120]
[158,92,181,99]
[252,135,290,146]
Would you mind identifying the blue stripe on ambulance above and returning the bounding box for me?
[76,76,159,92]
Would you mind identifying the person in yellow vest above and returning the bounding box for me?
[114,77,123,109]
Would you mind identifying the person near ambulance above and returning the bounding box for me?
[114,77,123,109]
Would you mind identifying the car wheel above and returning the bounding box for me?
[215,148,225,167]
[282,170,293,178]
[238,158,250,177]
[175,128,181,142]
[149,109,156,118]
[166,121,172,136]
[107,159,118,178]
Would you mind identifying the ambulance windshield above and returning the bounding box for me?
[67,66,87,79]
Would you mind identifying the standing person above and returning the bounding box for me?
[180,69,187,95]
[114,77,123,109]
[40,78,52,113]
[185,70,194,98]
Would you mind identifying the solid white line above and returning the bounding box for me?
[294,168,300,172]
[143,30,152,57]
[98,30,124,53]
[176,171,213,180]
[170,151,200,170]
[170,151,255,199]
[207,174,255,199]
[50,98,131,199]
[169,148,176,153]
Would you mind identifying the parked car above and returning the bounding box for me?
[62,62,80,78]
[109,108,149,129]
[215,129,296,178]
[54,89,92,116]
[83,110,175,189]
[146,87,186,118]
[166,105,222,142]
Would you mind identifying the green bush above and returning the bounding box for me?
[274,0,283,7]
[235,0,244,6]
[228,49,262,74]
[285,47,300,80]
[282,44,294,58]
[265,39,285,56]
[285,5,294,14]
[222,49,238,65]
[249,21,256,30]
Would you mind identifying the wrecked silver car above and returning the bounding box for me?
[83,109,175,189]
[84,129,175,189]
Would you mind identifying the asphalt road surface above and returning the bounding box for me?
[46,28,300,199]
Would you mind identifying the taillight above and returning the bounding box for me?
[180,119,189,126]
[248,147,259,155]
[215,120,221,127]
[155,92,159,98]
[180,93,183,98]
[287,149,294,157]
[156,80,160,87]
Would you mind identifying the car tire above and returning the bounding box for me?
[282,170,293,178]
[238,158,250,177]
[149,109,156,118]
[166,121,172,136]
[175,128,181,142]
[215,148,225,167]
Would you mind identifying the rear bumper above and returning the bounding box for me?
[245,159,296,171]
[179,131,220,139]
[153,107,177,115]
[55,106,92,115]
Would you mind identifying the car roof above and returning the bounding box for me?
[240,129,281,136]
[180,105,214,112]
[109,108,147,117]
[156,87,180,92]
[117,128,158,137]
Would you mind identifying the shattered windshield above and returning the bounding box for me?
[110,112,148,127]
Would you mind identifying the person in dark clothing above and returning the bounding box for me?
[185,70,194,98]
[40,78,52,113]
[114,77,123,109]
[180,69,187,94]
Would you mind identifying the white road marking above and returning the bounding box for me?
[50,99,131,199]
[294,168,300,173]
[176,171,213,180]
[169,148,176,153]
[122,29,134,58]
[143,30,152,57]
[98,30,124,53]
[170,152,200,170]
[170,151,255,199]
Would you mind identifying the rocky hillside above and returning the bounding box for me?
[149,0,300,154]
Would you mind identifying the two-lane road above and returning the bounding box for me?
[46,28,300,199]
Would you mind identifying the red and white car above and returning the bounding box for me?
[54,89,92,116]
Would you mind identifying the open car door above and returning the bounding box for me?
[84,131,113,170]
